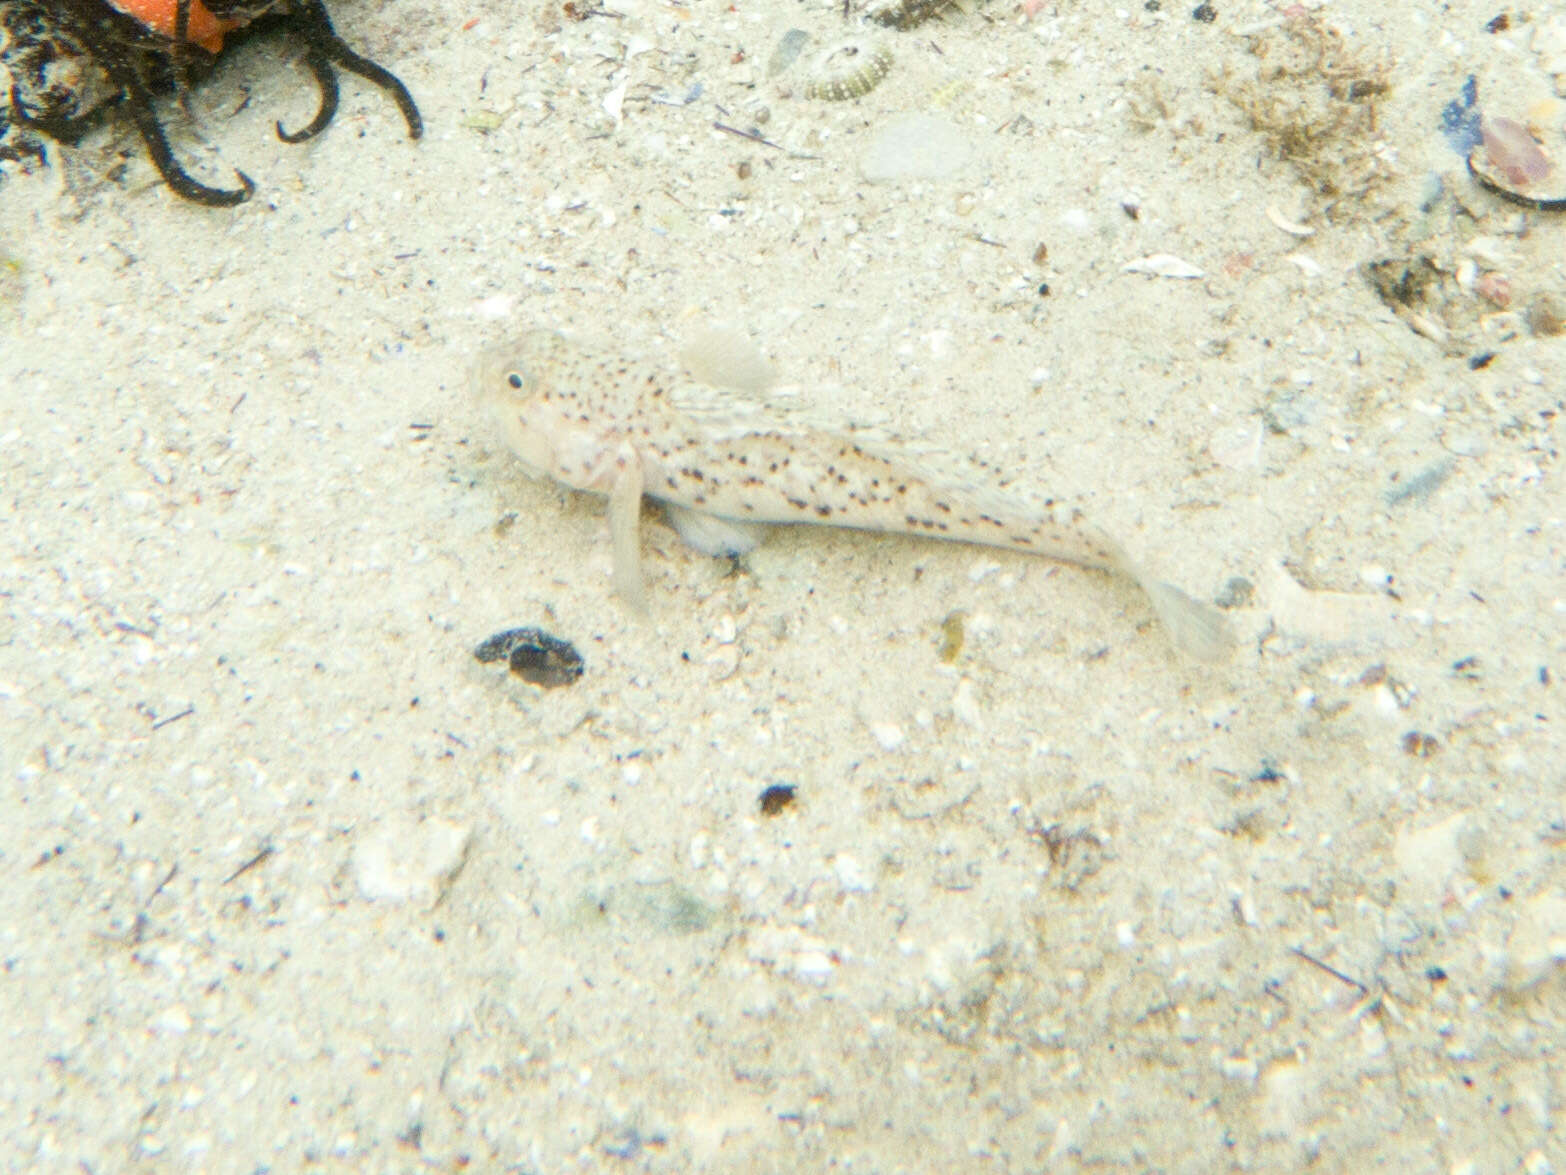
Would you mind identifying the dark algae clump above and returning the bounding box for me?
[474,626,585,689]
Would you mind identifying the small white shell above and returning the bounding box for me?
[802,39,894,102]
[1122,253,1205,279]
[1266,204,1315,236]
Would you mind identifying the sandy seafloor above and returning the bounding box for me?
[2,0,1564,1169]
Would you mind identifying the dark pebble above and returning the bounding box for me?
[474,627,585,688]
[1214,577,1255,609]
[759,784,798,816]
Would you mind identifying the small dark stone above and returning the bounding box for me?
[1214,577,1254,609]
[759,784,798,816]
[1250,760,1284,784]
[474,626,585,688]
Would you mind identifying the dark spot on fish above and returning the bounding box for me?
[934,500,951,512]
[815,504,832,517]
[788,497,809,510]
[905,514,919,526]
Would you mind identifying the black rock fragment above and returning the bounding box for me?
[474,627,585,689]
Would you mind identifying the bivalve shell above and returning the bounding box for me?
[1468,118,1566,212]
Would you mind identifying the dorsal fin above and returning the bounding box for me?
[679,327,778,394]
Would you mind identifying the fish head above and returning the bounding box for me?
[474,330,621,492]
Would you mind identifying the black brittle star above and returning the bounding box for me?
[6,0,420,207]
[274,0,422,144]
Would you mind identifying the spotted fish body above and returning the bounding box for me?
[476,330,1234,660]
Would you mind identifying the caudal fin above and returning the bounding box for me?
[1139,577,1236,662]
[1097,537,1236,661]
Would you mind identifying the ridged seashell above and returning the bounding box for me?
[802,39,893,101]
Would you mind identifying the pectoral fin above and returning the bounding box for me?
[664,504,767,558]
[607,449,647,611]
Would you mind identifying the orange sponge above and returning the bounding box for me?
[106,0,238,53]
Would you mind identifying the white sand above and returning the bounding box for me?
[3,0,1564,1168]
